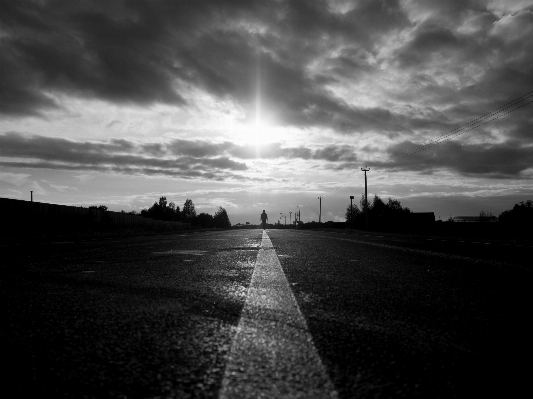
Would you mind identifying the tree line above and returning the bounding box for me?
[345,194,411,229]
[345,195,532,227]
[497,199,533,225]
[138,197,231,228]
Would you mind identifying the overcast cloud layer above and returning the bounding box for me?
[1,0,532,218]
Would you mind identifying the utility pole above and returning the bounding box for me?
[361,167,370,230]
[30,191,33,202]
[318,196,322,223]
[284,216,286,225]
[350,195,354,229]
[289,211,292,226]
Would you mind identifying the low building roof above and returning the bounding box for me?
[453,216,497,222]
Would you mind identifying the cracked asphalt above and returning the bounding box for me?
[1,229,530,398]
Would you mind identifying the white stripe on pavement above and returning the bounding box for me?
[219,231,338,399]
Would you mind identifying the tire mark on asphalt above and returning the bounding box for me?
[219,231,338,399]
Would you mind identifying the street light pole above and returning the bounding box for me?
[289,211,292,226]
[361,167,370,230]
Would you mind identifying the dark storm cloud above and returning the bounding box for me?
[0,0,187,115]
[381,140,533,178]
[391,4,533,105]
[0,0,412,133]
[393,22,464,69]
[2,0,532,178]
[166,138,357,162]
[312,145,358,162]
[0,132,248,180]
[375,1,533,176]
[0,132,358,178]
[167,139,234,158]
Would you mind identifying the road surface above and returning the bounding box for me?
[1,229,530,398]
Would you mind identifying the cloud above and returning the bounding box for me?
[381,139,533,177]
[0,132,249,180]
[163,137,358,163]
[0,171,31,186]
[0,188,23,198]
[46,183,78,193]
[0,132,364,180]
[0,1,188,117]
[2,1,531,140]
[167,139,233,158]
[29,180,47,195]
[0,0,416,134]
[393,22,464,69]
[1,0,533,186]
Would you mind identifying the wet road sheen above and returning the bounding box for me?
[1,229,530,398]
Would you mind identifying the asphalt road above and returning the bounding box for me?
[1,229,530,398]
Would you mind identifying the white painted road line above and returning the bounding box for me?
[219,231,338,399]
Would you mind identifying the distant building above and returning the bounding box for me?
[453,216,498,223]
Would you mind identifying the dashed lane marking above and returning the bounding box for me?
[219,231,338,399]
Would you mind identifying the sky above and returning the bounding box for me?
[1,0,533,224]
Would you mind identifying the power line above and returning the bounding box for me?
[380,91,533,164]
[383,91,533,162]
[383,99,533,163]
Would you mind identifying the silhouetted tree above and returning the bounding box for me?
[370,195,387,225]
[182,199,197,223]
[89,205,111,225]
[349,195,411,229]
[498,200,533,225]
[213,207,231,228]
[360,193,368,212]
[384,198,411,224]
[168,202,181,221]
[345,204,360,227]
[141,196,181,221]
[196,212,214,228]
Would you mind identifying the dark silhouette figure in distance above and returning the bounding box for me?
[260,210,268,230]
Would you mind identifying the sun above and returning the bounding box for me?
[231,114,283,147]
[254,119,271,145]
